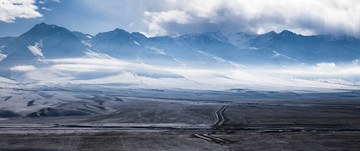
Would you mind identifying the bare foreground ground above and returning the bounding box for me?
[0,87,360,150]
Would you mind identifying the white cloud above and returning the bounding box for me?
[38,0,60,5]
[143,0,360,37]
[145,10,193,36]
[41,7,51,11]
[315,62,336,69]
[0,0,42,23]
[10,65,36,71]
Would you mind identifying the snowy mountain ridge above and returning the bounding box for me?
[0,22,359,69]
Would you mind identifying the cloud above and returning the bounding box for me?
[143,0,360,37]
[15,53,358,91]
[0,0,42,23]
[10,65,36,71]
[41,7,51,11]
[352,59,359,65]
[144,10,193,36]
[38,0,60,5]
[315,62,336,69]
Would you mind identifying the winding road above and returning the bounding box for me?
[213,106,229,129]
[192,106,231,145]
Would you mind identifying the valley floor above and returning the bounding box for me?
[1,130,359,151]
[0,87,360,150]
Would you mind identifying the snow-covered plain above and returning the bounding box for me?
[3,53,359,92]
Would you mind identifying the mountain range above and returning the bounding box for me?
[0,22,359,71]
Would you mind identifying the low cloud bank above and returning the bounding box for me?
[3,56,358,92]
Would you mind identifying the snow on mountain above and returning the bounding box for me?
[18,23,86,58]
[0,37,16,55]
[227,32,257,49]
[0,23,87,69]
[271,50,297,61]
[197,50,245,69]
[250,30,360,63]
[175,31,240,57]
[0,53,6,62]
[27,40,44,58]
[91,28,136,50]
[91,28,145,58]
[72,31,92,40]
[146,47,167,55]
[0,46,7,62]
[174,31,299,66]
[131,32,147,44]
[90,29,232,68]
[0,23,359,72]
[0,23,359,91]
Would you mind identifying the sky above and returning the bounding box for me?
[0,0,360,37]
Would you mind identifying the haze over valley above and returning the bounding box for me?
[1,23,359,92]
[1,1,360,150]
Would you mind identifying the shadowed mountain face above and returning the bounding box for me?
[0,23,359,69]
[17,23,86,58]
[90,28,173,62]
[250,30,360,63]
[0,23,86,68]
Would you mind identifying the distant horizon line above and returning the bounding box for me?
[2,22,359,40]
